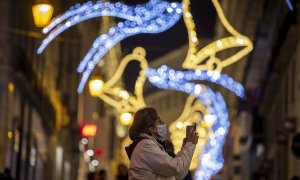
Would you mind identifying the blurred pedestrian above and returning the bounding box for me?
[116,163,128,180]
[99,169,107,180]
[126,107,198,180]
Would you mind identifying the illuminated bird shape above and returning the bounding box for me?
[85,48,218,173]
[182,0,253,72]
[87,47,219,177]
[87,47,148,114]
[147,0,253,178]
[37,0,183,93]
[146,66,233,180]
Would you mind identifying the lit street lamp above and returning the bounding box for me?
[32,0,54,27]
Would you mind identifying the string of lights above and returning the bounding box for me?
[76,5,182,92]
[147,65,245,98]
[181,0,253,72]
[37,0,183,92]
[170,0,253,176]
[284,0,294,11]
[87,47,218,173]
[42,0,168,34]
[38,0,173,53]
[146,67,230,179]
[168,95,210,170]
[88,47,147,114]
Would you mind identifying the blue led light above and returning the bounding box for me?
[146,65,245,98]
[284,0,294,11]
[37,0,182,93]
[76,4,182,93]
[38,0,171,53]
[42,0,168,34]
[146,67,231,179]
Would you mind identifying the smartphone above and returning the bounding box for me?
[186,123,197,137]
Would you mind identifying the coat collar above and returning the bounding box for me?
[140,133,166,152]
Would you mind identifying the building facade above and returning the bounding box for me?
[0,0,82,179]
[239,0,300,179]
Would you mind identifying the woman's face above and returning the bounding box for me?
[149,117,166,137]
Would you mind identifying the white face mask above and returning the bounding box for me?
[156,124,168,138]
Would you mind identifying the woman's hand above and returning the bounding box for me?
[186,130,199,145]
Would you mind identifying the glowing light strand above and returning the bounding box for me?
[38,0,172,53]
[43,0,168,34]
[284,0,294,11]
[147,65,245,98]
[181,0,253,72]
[90,47,148,113]
[76,5,182,92]
[146,67,230,179]
[169,95,209,170]
[37,0,182,93]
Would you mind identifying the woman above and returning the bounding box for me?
[126,107,199,180]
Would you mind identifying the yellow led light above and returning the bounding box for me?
[89,47,147,114]
[204,114,217,128]
[89,78,104,96]
[119,90,129,99]
[176,122,184,129]
[169,94,211,170]
[182,0,253,72]
[120,112,133,126]
[198,127,207,138]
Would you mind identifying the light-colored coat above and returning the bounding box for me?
[129,134,196,180]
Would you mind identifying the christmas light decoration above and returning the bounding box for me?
[181,0,253,72]
[284,0,294,11]
[169,95,210,170]
[37,0,254,179]
[119,112,134,126]
[146,67,230,179]
[86,47,148,114]
[147,65,245,98]
[42,0,169,34]
[36,0,183,92]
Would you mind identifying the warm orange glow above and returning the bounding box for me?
[8,131,13,139]
[32,4,54,27]
[81,124,97,137]
[8,83,14,93]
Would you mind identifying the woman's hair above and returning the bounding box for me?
[129,107,158,140]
